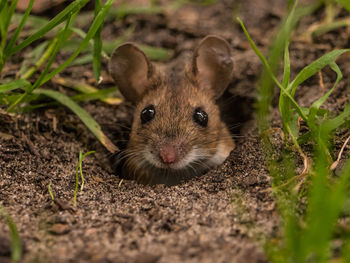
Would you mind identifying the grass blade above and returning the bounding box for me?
[288,49,349,96]
[139,44,171,61]
[7,14,75,112]
[53,77,121,104]
[71,88,120,103]
[12,13,50,33]
[303,143,330,262]
[108,4,162,19]
[0,205,22,262]
[20,41,50,80]
[279,41,292,135]
[308,62,343,126]
[337,0,350,12]
[253,0,319,132]
[33,88,118,153]
[303,133,350,262]
[70,53,93,66]
[71,26,133,59]
[93,0,102,82]
[72,26,169,61]
[0,79,31,93]
[312,18,350,37]
[342,240,350,262]
[79,151,95,191]
[30,14,76,92]
[73,150,82,206]
[8,0,89,56]
[282,41,290,88]
[236,17,283,88]
[41,0,116,85]
[3,0,17,32]
[0,1,7,49]
[237,17,308,122]
[4,0,34,55]
[73,150,94,205]
[48,182,55,201]
[0,0,18,51]
[323,103,350,132]
[0,0,6,13]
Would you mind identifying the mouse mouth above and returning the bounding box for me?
[143,146,202,170]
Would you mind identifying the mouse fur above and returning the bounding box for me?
[109,35,235,184]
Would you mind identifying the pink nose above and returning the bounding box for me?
[159,145,177,164]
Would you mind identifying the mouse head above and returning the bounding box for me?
[109,36,234,182]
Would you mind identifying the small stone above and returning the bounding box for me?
[134,252,161,263]
[49,223,70,235]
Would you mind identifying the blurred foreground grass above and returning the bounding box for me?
[238,0,350,262]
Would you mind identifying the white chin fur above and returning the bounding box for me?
[143,142,230,171]
[205,142,231,167]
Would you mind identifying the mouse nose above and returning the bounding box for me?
[159,145,177,164]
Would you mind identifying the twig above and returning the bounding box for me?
[331,135,350,170]
[318,71,325,94]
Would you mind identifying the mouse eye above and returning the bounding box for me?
[140,105,155,124]
[193,107,208,127]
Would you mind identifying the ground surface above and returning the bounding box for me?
[1,0,350,262]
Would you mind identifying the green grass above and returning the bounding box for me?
[73,150,95,206]
[0,0,116,151]
[93,0,102,83]
[238,0,350,262]
[48,182,55,201]
[337,0,350,11]
[0,0,172,154]
[0,205,22,262]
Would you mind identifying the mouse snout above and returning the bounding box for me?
[159,145,177,164]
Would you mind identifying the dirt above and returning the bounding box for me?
[1,0,350,262]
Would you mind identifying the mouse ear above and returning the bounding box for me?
[108,43,154,103]
[192,35,233,99]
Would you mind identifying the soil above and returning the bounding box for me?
[1,0,350,262]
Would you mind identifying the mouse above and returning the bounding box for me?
[108,35,235,185]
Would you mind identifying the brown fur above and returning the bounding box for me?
[109,36,235,185]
